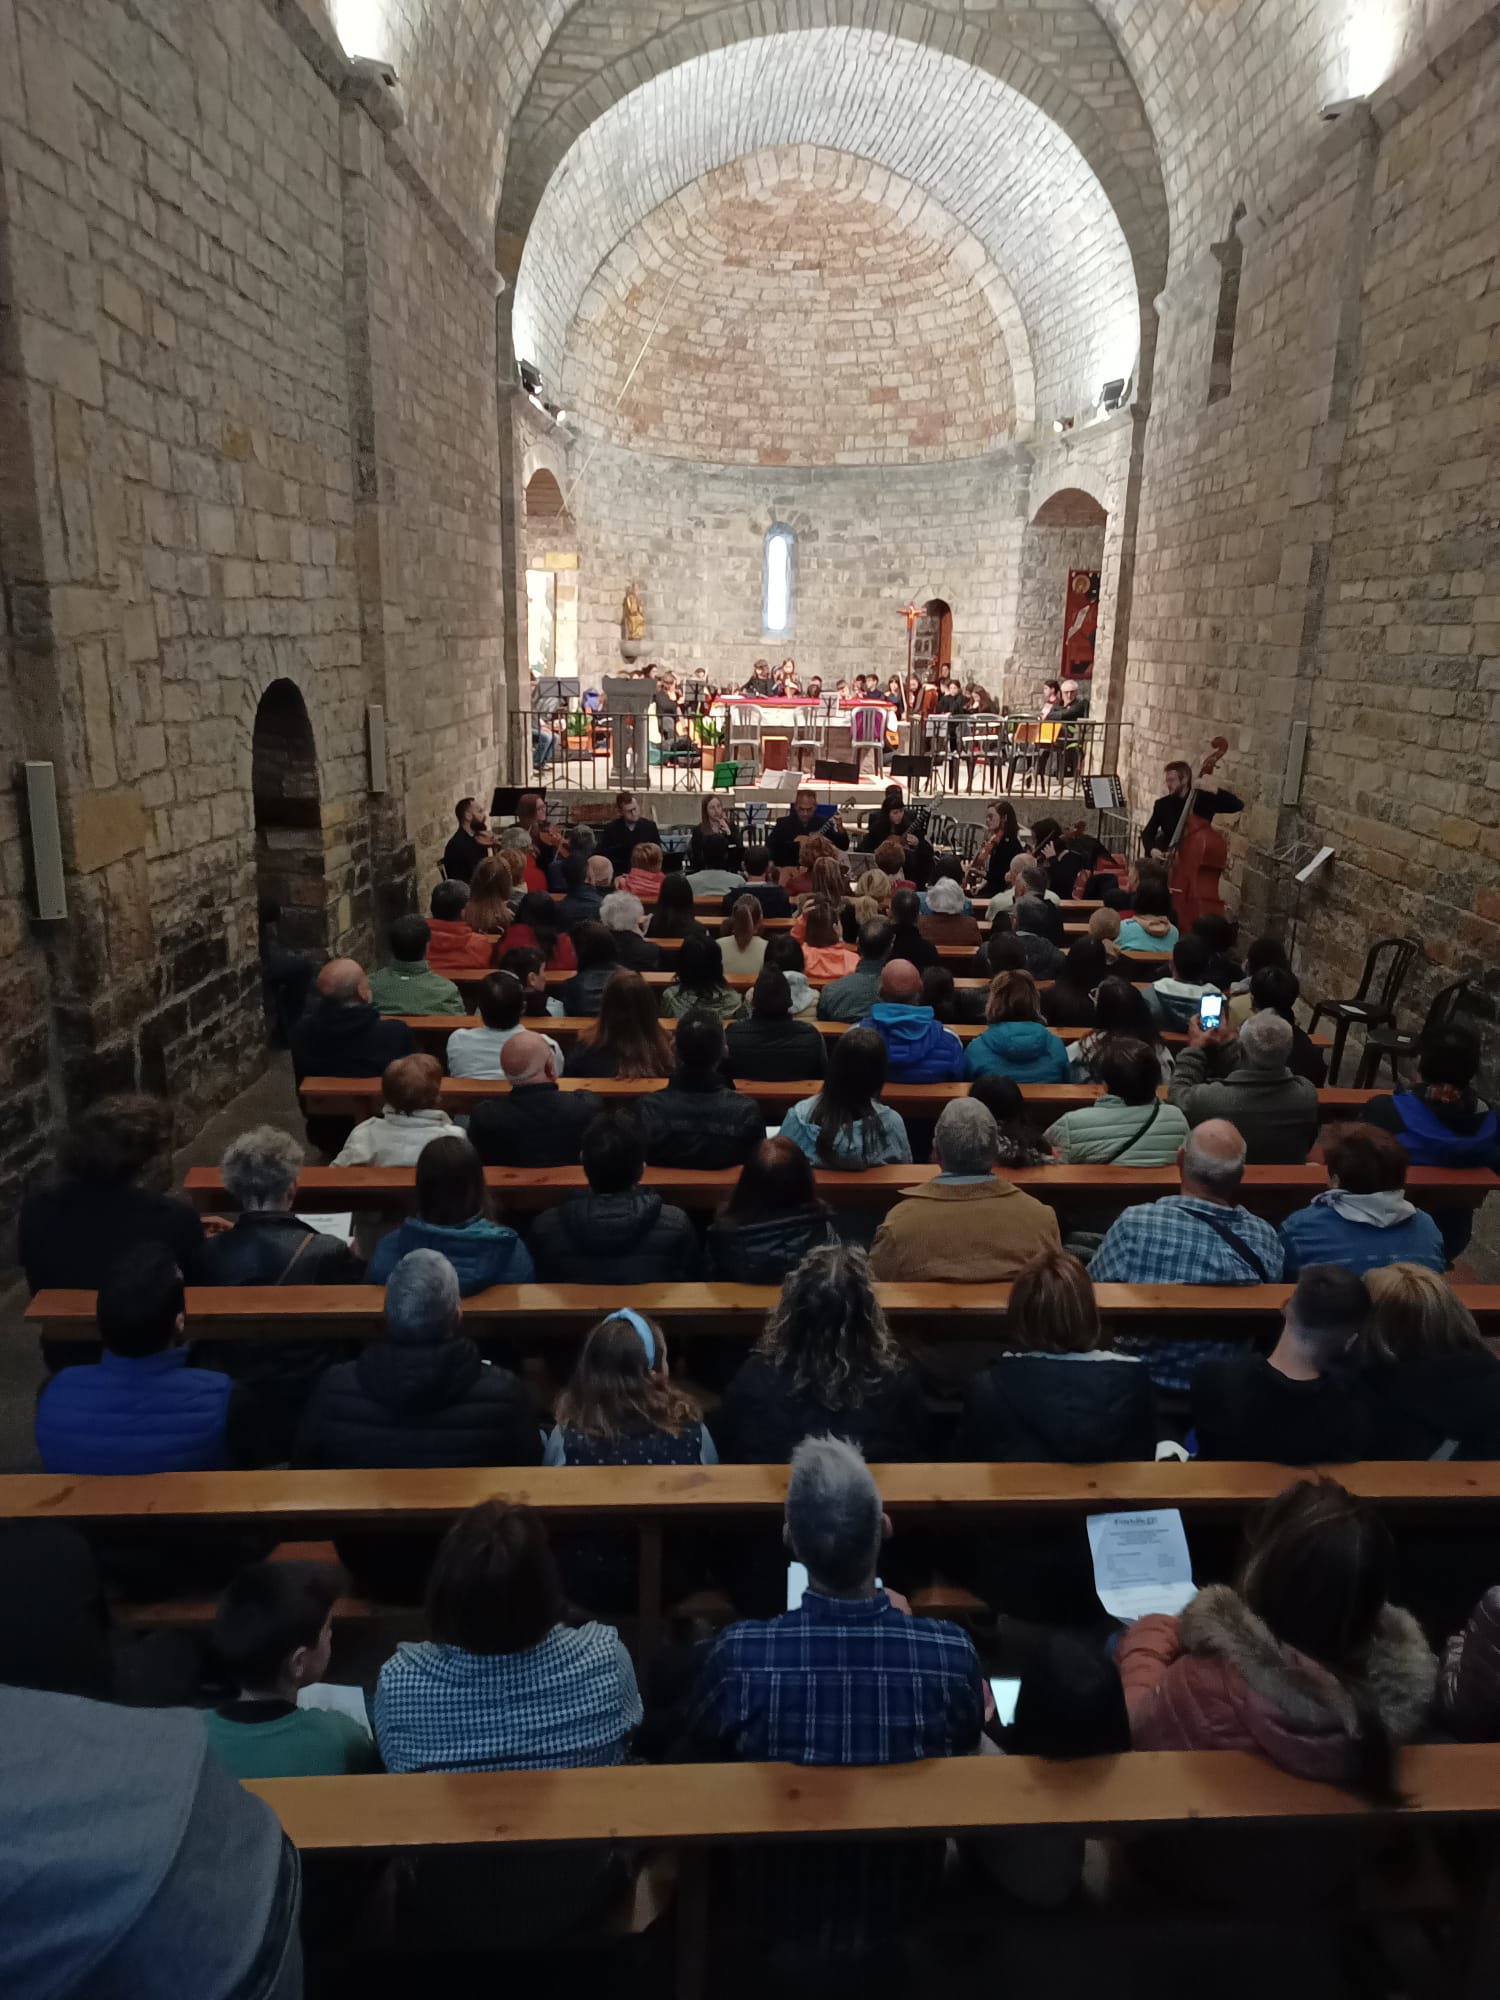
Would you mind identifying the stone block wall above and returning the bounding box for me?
[568,440,1029,693]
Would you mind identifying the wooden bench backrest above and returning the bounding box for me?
[395,1015,1290,1051]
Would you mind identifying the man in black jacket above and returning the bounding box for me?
[288,959,415,1157]
[528,1113,699,1283]
[724,846,792,919]
[726,970,827,1082]
[1141,759,1243,859]
[1191,1264,1372,1463]
[469,1031,602,1167]
[443,796,494,883]
[636,1010,766,1170]
[767,789,851,870]
[596,791,661,875]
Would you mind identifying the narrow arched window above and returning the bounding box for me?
[763,525,794,637]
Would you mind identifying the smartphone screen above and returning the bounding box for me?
[787,1563,882,1608]
[1198,993,1224,1030]
[988,1677,1022,1727]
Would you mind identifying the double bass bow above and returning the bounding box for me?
[1165,735,1232,927]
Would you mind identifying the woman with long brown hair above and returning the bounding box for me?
[719,894,767,977]
[549,1310,713,1466]
[464,854,515,938]
[564,969,674,1079]
[798,898,859,981]
[790,855,855,944]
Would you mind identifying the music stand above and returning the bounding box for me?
[603,676,654,788]
[890,753,934,796]
[492,785,544,817]
[813,759,859,785]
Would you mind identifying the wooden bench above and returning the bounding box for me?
[298,1074,1383,1125]
[30,1280,1500,1349]
[183,1160,1499,1220]
[644,928,1133,952]
[481,969,1169,995]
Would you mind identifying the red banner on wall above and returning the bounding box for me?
[1061,570,1100,679]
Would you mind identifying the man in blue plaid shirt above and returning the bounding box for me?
[1091,1119,1285,1391]
[688,1435,984,1955]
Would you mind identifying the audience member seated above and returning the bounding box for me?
[332,1053,457,1166]
[20,1093,205,1300]
[1090,1121,1285,1392]
[564,969,675,1079]
[636,1009,764,1169]
[963,969,1071,1083]
[1012,897,1068,979]
[425,879,501,975]
[1191,1264,1372,1464]
[367,914,465,1017]
[615,839,666,903]
[712,1246,931,1462]
[373,1500,641,1946]
[495,823,544,895]
[685,833,746,897]
[800,898,860,980]
[1144,933,1220,1031]
[35,1244,231,1475]
[1041,939,1107,1029]
[1088,906,1123,957]
[528,1113,700,1284]
[1227,934,1289,1025]
[1115,876,1179,956]
[707,1136,838,1283]
[726,844,793,917]
[882,887,936,973]
[1070,975,1174,1082]
[447,971,561,1080]
[659,931,745,1022]
[968,1074,1058,1165]
[849,866,893,925]
[817,919,892,1022]
[1242,964,1328,1085]
[558,920,621,1016]
[464,853,518,935]
[868,1099,1060,1281]
[857,957,963,1081]
[288,958,414,1090]
[1193,912,1243,992]
[1360,1262,1500,1458]
[1438,1584,1500,1740]
[986,856,1059,922]
[725,968,826,1081]
[1045,1036,1191,1164]
[645,871,701,940]
[1362,1022,1500,1261]
[597,791,660,876]
[719,896,768,978]
[917,873,980,948]
[764,932,818,1019]
[1168,1008,1319,1164]
[687,1436,980,1954]
[780,1025,913,1169]
[599,889,661,971]
[870,837,915,891]
[366,1134,534,1292]
[502,889,576,971]
[499,943,564,1018]
[559,852,612,930]
[202,1560,380,1778]
[468,1030,602,1169]
[0,1682,302,1997]
[1280,1124,1445,1276]
[1116,1479,1435,1900]
[200,1124,359,1461]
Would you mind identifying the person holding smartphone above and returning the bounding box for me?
[1166,1005,1320,1164]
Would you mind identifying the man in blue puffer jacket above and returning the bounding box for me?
[1361,1023,1500,1260]
[35,1243,232,1475]
[856,959,964,1081]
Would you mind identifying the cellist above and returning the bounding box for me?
[1141,755,1243,860]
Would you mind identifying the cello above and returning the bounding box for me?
[1165,736,1232,927]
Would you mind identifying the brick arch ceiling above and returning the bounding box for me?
[511,30,1142,433]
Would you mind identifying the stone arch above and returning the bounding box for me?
[523,469,580,684]
[1029,462,1112,524]
[250,679,330,955]
[525,467,567,522]
[1014,485,1108,703]
[1034,487,1109,528]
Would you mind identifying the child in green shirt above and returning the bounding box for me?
[202,1560,381,1779]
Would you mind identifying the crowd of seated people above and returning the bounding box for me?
[11,803,1500,1991]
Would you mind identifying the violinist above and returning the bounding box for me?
[964,799,1022,898]
[1141,757,1243,859]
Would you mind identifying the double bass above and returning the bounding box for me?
[1165,736,1232,927]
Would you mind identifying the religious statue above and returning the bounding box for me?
[621,582,645,644]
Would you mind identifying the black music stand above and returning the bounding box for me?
[813,759,859,785]
[890,753,934,796]
[492,785,543,816]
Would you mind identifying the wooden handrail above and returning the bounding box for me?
[181,1161,1497,1217]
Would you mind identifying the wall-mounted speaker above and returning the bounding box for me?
[367,704,387,793]
[24,762,67,920]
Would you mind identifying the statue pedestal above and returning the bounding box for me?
[620,638,647,661]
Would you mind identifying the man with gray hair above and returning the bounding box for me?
[687,1435,984,1950]
[986,854,1062,921]
[1091,1117,1286,1389]
[868,1097,1059,1281]
[598,889,661,970]
[1167,1004,1319,1163]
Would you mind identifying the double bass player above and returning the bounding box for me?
[1141,753,1242,861]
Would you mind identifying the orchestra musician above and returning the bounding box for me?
[964,799,1023,898]
[768,786,850,869]
[742,659,776,697]
[1141,755,1243,860]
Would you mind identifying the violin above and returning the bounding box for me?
[1166,736,1232,926]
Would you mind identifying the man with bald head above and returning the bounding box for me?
[289,958,415,1153]
[1090,1117,1286,1390]
[855,956,964,1082]
[468,1027,604,1168]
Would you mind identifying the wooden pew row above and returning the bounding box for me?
[299,1074,1383,1124]
[30,1280,1500,1347]
[397,1013,1324,1057]
[644,925,1127,949]
[183,1161,1498,1220]
[506,969,1166,995]
[549,890,1108,916]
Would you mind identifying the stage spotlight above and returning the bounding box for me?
[1052,416,1074,435]
[1100,378,1126,412]
[518,359,543,395]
